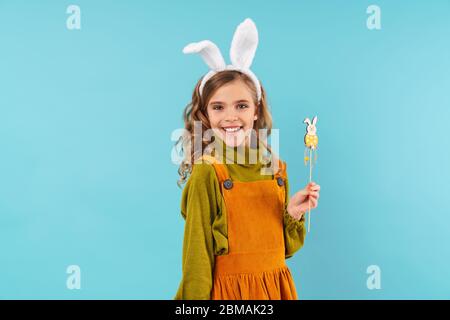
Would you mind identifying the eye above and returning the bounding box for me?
[211,105,223,110]
[237,104,249,109]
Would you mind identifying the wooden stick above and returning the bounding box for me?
[308,148,312,232]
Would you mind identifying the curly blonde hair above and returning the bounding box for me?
[175,70,277,188]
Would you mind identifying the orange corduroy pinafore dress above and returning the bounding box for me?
[202,155,298,300]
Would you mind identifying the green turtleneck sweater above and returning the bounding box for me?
[174,137,306,300]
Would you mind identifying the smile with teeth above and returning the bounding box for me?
[222,126,243,133]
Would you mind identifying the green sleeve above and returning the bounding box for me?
[283,176,307,259]
[174,163,219,300]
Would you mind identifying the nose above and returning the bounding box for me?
[224,108,239,122]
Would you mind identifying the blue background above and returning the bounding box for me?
[0,0,449,299]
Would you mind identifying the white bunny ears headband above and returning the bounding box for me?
[182,18,262,102]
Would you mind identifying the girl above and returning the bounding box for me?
[174,19,320,300]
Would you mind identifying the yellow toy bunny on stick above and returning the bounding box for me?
[303,116,318,232]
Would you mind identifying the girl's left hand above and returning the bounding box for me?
[287,182,320,220]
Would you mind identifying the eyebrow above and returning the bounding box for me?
[209,99,250,105]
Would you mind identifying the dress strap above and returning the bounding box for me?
[199,155,230,183]
[274,159,287,180]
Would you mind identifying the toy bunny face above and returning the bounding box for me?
[304,116,318,135]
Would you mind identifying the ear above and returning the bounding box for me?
[312,116,317,125]
[183,40,226,71]
[303,118,311,125]
[230,18,258,69]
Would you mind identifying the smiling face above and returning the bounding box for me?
[206,80,258,148]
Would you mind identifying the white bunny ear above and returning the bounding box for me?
[304,118,311,125]
[230,18,258,69]
[183,40,226,71]
[312,116,318,125]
